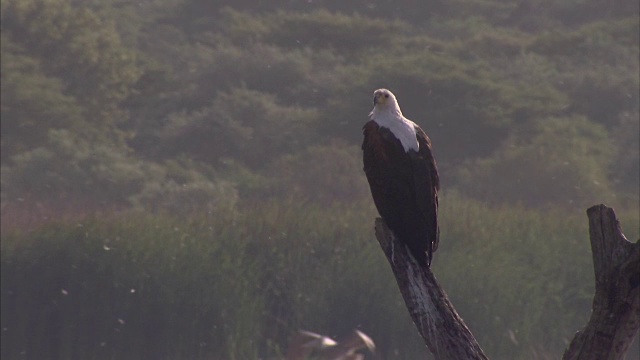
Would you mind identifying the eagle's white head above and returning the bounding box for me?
[371,88,403,117]
[369,88,419,151]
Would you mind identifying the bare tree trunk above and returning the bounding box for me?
[373,204,639,360]
[563,205,640,360]
[374,218,488,360]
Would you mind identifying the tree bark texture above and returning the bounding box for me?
[563,204,640,360]
[374,218,488,360]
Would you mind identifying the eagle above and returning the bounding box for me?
[362,88,440,267]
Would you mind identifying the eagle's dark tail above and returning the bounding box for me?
[402,236,431,268]
[405,232,436,268]
[426,227,439,268]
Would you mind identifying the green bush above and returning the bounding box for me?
[158,88,319,168]
[267,142,370,204]
[455,115,615,208]
[2,130,150,205]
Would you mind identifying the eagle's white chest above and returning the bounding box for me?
[371,112,419,152]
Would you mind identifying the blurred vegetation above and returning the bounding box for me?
[3,197,637,359]
[1,0,638,358]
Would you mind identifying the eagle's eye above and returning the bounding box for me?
[384,94,389,98]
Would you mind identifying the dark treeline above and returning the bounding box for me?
[1,0,639,359]
[1,0,638,215]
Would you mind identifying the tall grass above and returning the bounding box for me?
[435,192,637,358]
[2,195,638,359]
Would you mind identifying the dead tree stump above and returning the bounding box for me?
[562,205,640,360]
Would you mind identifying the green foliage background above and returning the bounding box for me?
[1,0,638,359]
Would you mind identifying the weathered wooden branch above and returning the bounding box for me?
[374,218,488,360]
[374,204,639,360]
[562,204,640,360]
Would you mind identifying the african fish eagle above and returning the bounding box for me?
[362,88,440,267]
